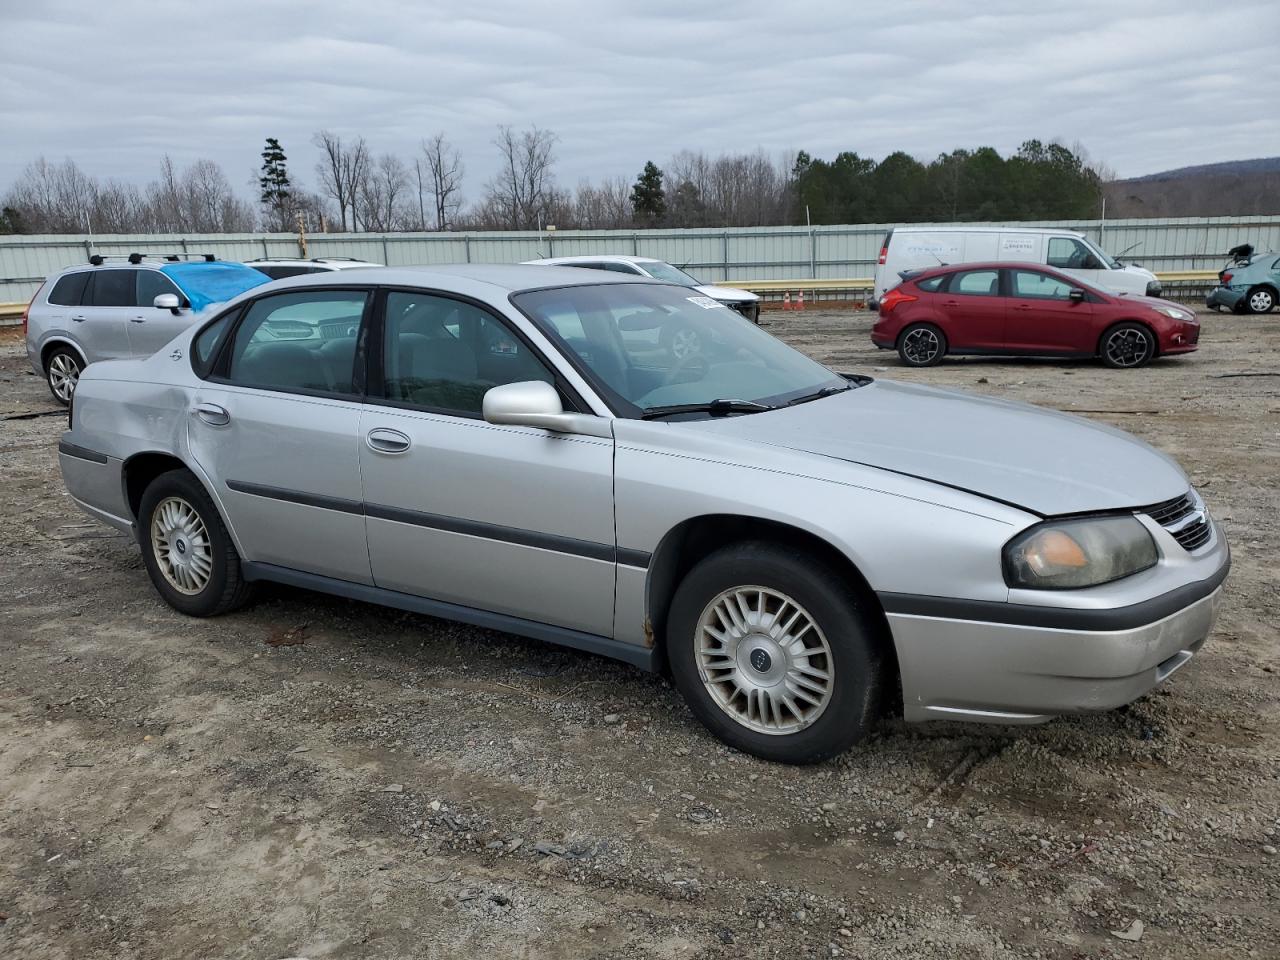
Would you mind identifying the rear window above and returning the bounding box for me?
[255,265,318,280]
[48,272,89,306]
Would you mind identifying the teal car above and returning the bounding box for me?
[1206,248,1279,314]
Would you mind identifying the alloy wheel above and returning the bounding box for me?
[47,353,81,402]
[1104,328,1152,368]
[1249,289,1274,313]
[694,585,835,735]
[902,327,941,365]
[150,496,214,595]
[670,327,702,361]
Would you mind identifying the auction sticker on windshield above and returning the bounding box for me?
[686,296,724,310]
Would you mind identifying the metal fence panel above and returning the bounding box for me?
[4,216,1279,303]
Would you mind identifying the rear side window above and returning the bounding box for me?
[916,276,945,292]
[256,265,317,280]
[88,269,136,307]
[137,270,183,307]
[599,262,642,274]
[951,269,1001,296]
[226,290,369,395]
[48,272,90,306]
[193,313,235,370]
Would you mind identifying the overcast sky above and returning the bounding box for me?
[2,0,1277,203]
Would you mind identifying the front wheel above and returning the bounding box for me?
[1100,322,1156,368]
[138,468,254,617]
[45,347,83,405]
[896,323,947,367]
[1246,286,1276,314]
[667,543,883,764]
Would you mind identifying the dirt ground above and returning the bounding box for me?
[1,306,1277,960]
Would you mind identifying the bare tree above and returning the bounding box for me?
[312,130,367,232]
[360,153,410,232]
[420,133,464,230]
[484,125,558,230]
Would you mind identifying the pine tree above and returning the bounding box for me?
[630,161,666,223]
[259,137,292,230]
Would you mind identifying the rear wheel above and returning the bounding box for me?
[667,542,883,764]
[1100,322,1156,369]
[896,323,947,367]
[44,347,82,405]
[1246,286,1276,314]
[138,469,254,617]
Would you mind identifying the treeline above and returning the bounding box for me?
[0,131,1105,236]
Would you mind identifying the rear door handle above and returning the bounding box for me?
[194,402,230,426]
[943,300,959,306]
[71,315,87,322]
[366,428,411,454]
[130,316,146,323]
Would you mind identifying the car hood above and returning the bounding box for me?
[1119,263,1157,280]
[696,379,1189,516]
[696,284,759,303]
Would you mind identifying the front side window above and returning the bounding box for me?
[381,291,554,416]
[226,290,368,394]
[599,261,642,275]
[950,269,1001,297]
[514,283,845,416]
[640,261,701,285]
[1047,237,1093,269]
[1012,270,1076,300]
[48,272,90,306]
[88,269,136,307]
[136,270,183,307]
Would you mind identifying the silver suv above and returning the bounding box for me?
[58,265,1229,763]
[25,255,270,403]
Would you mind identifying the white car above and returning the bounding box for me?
[872,227,1161,307]
[524,255,760,324]
[241,257,382,280]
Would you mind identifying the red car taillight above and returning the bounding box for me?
[879,289,918,314]
[1221,271,1233,284]
[877,245,888,265]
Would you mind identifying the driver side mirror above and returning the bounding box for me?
[482,381,612,439]
[1068,288,1086,303]
[153,293,183,314]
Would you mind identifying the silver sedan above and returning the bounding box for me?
[59,265,1229,764]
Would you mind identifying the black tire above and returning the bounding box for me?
[1099,321,1157,369]
[666,542,883,764]
[44,346,83,406]
[1245,285,1276,314]
[896,322,947,367]
[137,468,254,617]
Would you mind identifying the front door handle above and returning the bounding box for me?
[71,315,87,322]
[942,300,959,307]
[366,428,411,454]
[194,402,230,426]
[130,316,146,323]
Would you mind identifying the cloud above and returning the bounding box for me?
[1,0,1276,204]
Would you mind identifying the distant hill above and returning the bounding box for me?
[1105,157,1280,217]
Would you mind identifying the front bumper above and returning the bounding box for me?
[726,300,760,324]
[1206,286,1244,311]
[886,546,1229,725]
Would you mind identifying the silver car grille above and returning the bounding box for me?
[1142,491,1212,552]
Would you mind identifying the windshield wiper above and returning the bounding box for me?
[786,384,851,407]
[641,399,774,420]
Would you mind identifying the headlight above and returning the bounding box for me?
[1154,306,1191,320]
[1004,516,1157,589]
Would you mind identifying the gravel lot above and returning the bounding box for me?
[1,306,1277,960]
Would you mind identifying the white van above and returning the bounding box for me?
[871,226,1161,306]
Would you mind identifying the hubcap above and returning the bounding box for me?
[1105,328,1152,367]
[902,328,940,364]
[670,327,702,360]
[1250,290,1273,312]
[695,586,835,736]
[150,496,213,595]
[48,353,81,401]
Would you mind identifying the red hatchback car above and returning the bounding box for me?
[871,261,1200,369]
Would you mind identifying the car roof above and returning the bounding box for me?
[56,259,238,274]
[524,255,663,266]
[908,260,1108,289]
[252,263,656,293]
[243,258,382,268]
[891,226,1084,238]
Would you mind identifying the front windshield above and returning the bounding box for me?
[1084,238,1121,270]
[513,283,845,417]
[641,261,703,286]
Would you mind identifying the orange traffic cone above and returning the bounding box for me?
[782,291,792,311]
[797,290,806,311]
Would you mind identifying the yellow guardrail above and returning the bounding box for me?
[0,301,25,321]
[715,269,1219,293]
